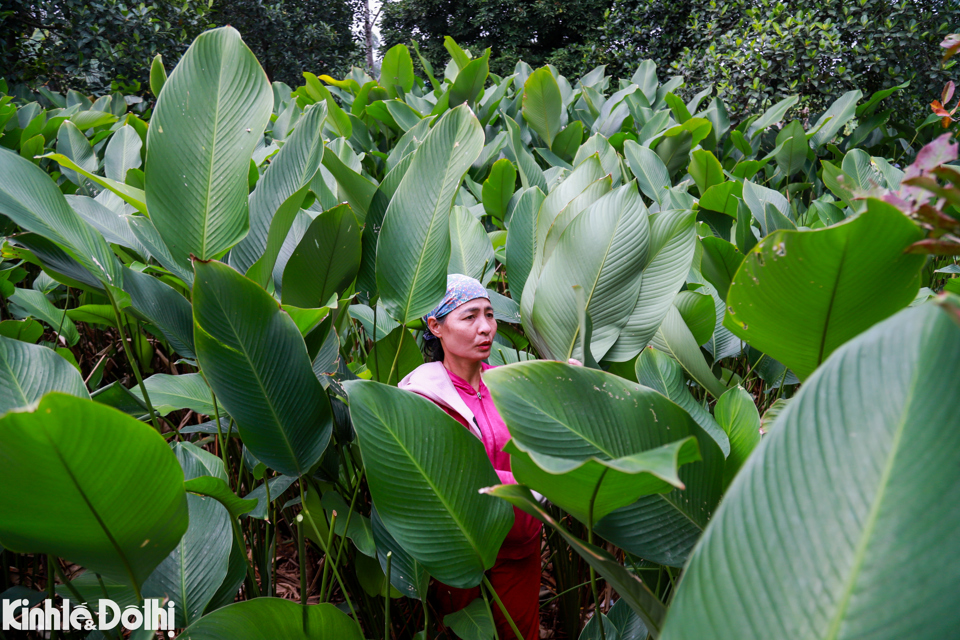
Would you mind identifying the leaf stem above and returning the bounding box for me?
[383,551,392,640]
[482,575,523,640]
[104,286,161,433]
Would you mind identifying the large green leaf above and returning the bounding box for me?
[482,158,517,221]
[652,305,728,398]
[530,182,649,362]
[9,288,79,346]
[193,260,332,477]
[522,67,563,148]
[504,187,545,301]
[0,335,90,413]
[371,506,430,600]
[230,102,326,278]
[661,302,960,640]
[104,125,142,182]
[485,362,706,523]
[606,209,697,361]
[132,373,215,416]
[179,599,364,640]
[713,385,760,487]
[0,148,122,286]
[367,325,424,385]
[376,105,484,323]
[809,89,862,149]
[448,205,495,286]
[724,199,924,380]
[144,442,231,627]
[444,598,495,640]
[281,203,361,308]
[634,347,729,456]
[145,26,272,263]
[450,49,490,108]
[122,266,196,359]
[380,44,415,99]
[343,379,513,588]
[0,393,188,591]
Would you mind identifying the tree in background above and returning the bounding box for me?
[210,0,364,87]
[0,0,213,96]
[586,0,958,120]
[378,0,612,77]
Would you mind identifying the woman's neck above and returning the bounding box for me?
[442,354,483,393]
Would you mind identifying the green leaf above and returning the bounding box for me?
[606,209,697,362]
[104,126,142,182]
[0,335,89,413]
[653,305,728,398]
[380,44,415,99]
[184,476,258,520]
[688,150,723,195]
[724,199,924,380]
[661,303,960,640]
[122,266,196,360]
[343,379,513,588]
[144,442,231,627]
[132,373,215,416]
[635,346,728,454]
[713,385,760,488]
[230,102,326,278]
[504,187,545,302]
[0,148,122,286]
[178,599,364,640]
[320,145,378,224]
[371,506,429,600]
[9,288,79,346]
[522,67,563,148]
[193,260,332,477]
[377,105,484,323]
[699,237,743,300]
[485,361,704,523]
[531,181,649,362]
[742,179,792,236]
[444,598,495,640]
[146,26,272,263]
[444,36,472,74]
[448,205,495,286]
[698,182,742,217]
[367,325,423,385]
[281,204,361,308]
[747,95,798,138]
[0,319,44,343]
[552,121,584,162]
[450,49,490,108]
[149,54,166,97]
[483,484,667,636]
[482,158,517,221]
[623,140,671,206]
[809,89,862,148]
[0,394,188,592]
[66,304,115,327]
[774,120,810,177]
[672,290,715,346]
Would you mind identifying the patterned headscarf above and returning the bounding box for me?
[422,274,490,340]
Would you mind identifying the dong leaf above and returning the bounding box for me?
[281,204,361,308]
[724,199,924,380]
[522,67,562,148]
[0,335,90,413]
[343,379,513,588]
[0,394,188,592]
[377,105,484,323]
[661,302,960,640]
[179,599,364,640]
[193,260,332,477]
[146,26,272,264]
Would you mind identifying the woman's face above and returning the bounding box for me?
[429,297,497,362]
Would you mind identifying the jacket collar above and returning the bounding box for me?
[398,362,481,439]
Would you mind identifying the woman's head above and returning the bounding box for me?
[422,274,496,363]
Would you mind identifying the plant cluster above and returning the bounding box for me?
[0,25,959,640]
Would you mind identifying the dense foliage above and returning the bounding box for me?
[587,0,959,118]
[378,0,610,76]
[1,25,959,640]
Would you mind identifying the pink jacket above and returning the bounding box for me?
[398,361,542,559]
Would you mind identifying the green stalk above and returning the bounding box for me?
[298,514,309,608]
[208,385,231,483]
[231,518,261,598]
[482,575,523,640]
[587,469,609,640]
[319,508,338,602]
[329,469,366,581]
[385,324,406,385]
[383,552,392,640]
[298,482,357,620]
[479,582,499,640]
[96,573,122,640]
[104,286,161,433]
[264,476,274,596]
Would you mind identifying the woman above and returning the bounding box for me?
[397,274,543,639]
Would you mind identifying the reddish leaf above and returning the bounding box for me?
[942,34,960,63]
[944,82,957,106]
[905,238,960,255]
[914,133,959,172]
